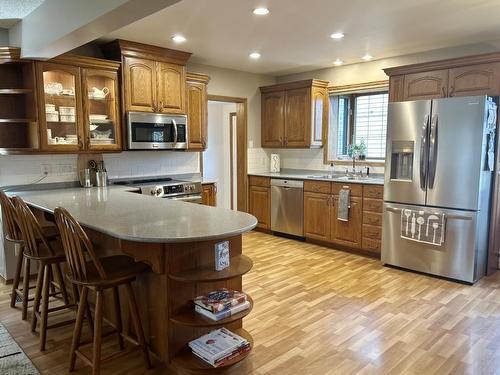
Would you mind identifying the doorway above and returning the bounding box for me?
[202,95,248,212]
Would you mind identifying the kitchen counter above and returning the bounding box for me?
[13,186,256,243]
[248,169,384,185]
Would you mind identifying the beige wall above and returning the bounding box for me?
[277,42,500,85]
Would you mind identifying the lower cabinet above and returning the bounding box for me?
[304,181,383,256]
[304,192,331,241]
[248,176,271,229]
[331,196,362,248]
[201,183,217,206]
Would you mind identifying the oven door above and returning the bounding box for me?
[127,112,187,150]
[164,194,203,204]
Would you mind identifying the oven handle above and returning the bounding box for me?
[385,206,472,220]
[165,194,202,202]
[172,119,178,144]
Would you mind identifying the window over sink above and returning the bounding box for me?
[326,82,389,163]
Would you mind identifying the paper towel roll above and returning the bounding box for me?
[270,154,280,172]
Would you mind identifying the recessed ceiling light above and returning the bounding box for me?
[253,7,269,15]
[333,59,343,66]
[362,54,373,61]
[330,32,345,40]
[171,34,186,43]
[249,52,261,59]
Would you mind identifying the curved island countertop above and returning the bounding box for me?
[14,187,257,243]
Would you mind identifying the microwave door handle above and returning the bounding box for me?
[420,114,430,191]
[428,115,438,189]
[172,119,178,143]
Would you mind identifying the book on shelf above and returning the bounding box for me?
[195,300,250,321]
[194,289,247,313]
[188,327,250,367]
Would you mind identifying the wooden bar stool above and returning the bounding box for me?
[12,196,75,351]
[0,190,59,320]
[54,207,152,375]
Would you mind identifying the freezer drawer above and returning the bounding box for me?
[381,202,485,283]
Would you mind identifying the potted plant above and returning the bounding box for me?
[347,139,367,160]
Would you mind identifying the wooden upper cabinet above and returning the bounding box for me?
[304,192,331,241]
[331,196,362,248]
[186,72,209,150]
[403,70,448,100]
[156,62,186,114]
[385,52,500,103]
[123,57,156,112]
[260,79,329,149]
[388,75,404,102]
[448,63,500,97]
[285,87,310,147]
[261,91,285,148]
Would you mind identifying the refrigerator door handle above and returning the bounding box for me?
[428,114,438,189]
[420,115,430,191]
[385,206,472,220]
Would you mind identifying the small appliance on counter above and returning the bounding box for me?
[87,160,108,187]
[270,154,280,173]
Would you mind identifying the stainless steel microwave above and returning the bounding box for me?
[126,111,188,150]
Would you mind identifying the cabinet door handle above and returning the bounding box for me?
[449,85,455,97]
[159,100,163,111]
[442,86,447,97]
[78,139,83,149]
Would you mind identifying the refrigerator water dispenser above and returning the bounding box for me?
[390,141,414,181]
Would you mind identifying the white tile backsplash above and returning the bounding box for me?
[247,147,270,174]
[0,151,200,187]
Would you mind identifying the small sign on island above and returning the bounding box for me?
[215,241,230,271]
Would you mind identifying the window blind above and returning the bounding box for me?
[353,93,388,159]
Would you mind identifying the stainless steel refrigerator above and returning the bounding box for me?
[382,95,498,283]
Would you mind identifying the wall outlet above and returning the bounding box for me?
[41,164,52,175]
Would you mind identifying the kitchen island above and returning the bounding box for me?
[14,187,257,374]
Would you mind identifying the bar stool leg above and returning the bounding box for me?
[39,264,51,351]
[53,263,70,305]
[125,283,151,369]
[112,287,124,351]
[10,244,23,308]
[31,261,44,331]
[92,290,104,375]
[69,286,88,372]
[21,257,31,320]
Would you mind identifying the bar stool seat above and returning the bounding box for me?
[70,256,148,287]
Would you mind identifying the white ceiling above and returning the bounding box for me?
[0,0,44,28]
[104,0,500,76]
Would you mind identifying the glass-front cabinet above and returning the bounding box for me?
[82,69,121,151]
[38,62,83,151]
[36,58,121,152]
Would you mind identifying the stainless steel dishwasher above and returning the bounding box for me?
[271,179,304,236]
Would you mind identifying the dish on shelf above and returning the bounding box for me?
[91,129,112,139]
[90,124,99,131]
[45,103,56,112]
[44,82,63,95]
[90,138,114,145]
[89,114,108,120]
[46,111,59,122]
[59,106,75,115]
[60,114,76,122]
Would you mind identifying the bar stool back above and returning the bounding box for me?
[54,207,151,375]
[12,196,74,351]
[0,190,26,312]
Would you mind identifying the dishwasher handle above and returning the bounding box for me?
[270,179,304,188]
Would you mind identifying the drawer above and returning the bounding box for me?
[249,175,270,187]
[304,180,331,194]
[363,184,384,199]
[363,211,382,226]
[332,183,362,197]
[363,198,383,213]
[362,224,382,240]
[362,237,381,253]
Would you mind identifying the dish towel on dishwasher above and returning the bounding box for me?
[337,188,350,222]
[400,209,446,245]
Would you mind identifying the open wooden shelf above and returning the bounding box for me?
[170,296,253,327]
[0,88,33,94]
[0,118,36,123]
[171,328,253,373]
[169,255,253,282]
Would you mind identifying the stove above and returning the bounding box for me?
[113,177,203,203]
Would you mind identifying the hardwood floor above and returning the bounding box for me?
[2,231,500,374]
